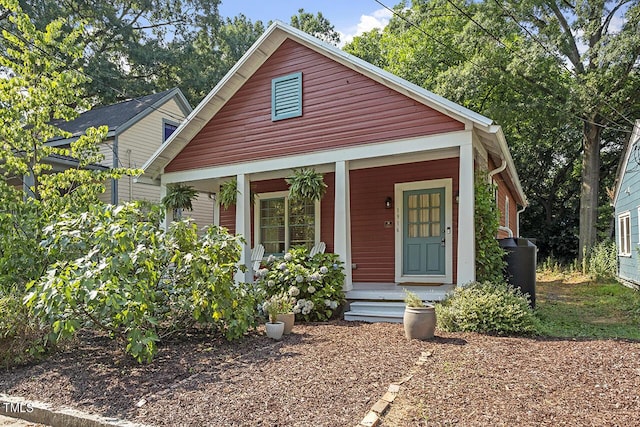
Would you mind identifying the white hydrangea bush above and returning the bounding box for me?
[255,247,345,321]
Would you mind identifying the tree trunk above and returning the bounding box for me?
[578,119,602,261]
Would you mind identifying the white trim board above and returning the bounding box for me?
[394,178,453,284]
[160,131,472,185]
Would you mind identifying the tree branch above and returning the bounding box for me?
[548,2,584,74]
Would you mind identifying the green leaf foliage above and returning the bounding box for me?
[436,281,539,335]
[162,184,198,211]
[475,172,506,283]
[218,178,238,209]
[26,203,259,363]
[285,168,327,202]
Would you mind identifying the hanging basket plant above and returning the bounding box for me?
[219,178,238,209]
[161,184,198,212]
[286,168,327,202]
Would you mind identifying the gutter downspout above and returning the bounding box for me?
[488,157,507,182]
[516,205,527,237]
[498,226,513,238]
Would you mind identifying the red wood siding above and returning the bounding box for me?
[489,160,518,238]
[165,39,464,172]
[350,158,460,284]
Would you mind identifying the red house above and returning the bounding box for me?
[141,22,526,321]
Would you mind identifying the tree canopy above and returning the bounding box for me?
[345,0,640,260]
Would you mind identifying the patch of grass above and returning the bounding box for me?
[536,275,640,340]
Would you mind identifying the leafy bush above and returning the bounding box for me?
[26,202,258,363]
[584,240,617,279]
[255,247,345,321]
[436,281,539,335]
[475,173,505,283]
[0,291,48,368]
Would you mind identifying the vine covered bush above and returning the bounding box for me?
[26,202,259,363]
[255,247,345,321]
[436,281,539,335]
[475,172,506,283]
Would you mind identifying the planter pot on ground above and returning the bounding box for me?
[403,305,436,340]
[265,321,285,340]
[276,312,295,334]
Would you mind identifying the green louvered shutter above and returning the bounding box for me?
[271,72,302,121]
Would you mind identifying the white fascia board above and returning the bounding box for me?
[116,88,192,136]
[160,130,472,185]
[613,120,640,206]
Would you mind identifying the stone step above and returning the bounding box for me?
[343,309,404,323]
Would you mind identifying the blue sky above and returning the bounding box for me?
[218,1,394,45]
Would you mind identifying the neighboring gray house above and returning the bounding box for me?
[48,88,214,228]
[613,119,640,288]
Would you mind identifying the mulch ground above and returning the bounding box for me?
[2,321,639,426]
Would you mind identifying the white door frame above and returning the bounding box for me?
[394,178,453,284]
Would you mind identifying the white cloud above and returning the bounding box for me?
[338,8,393,47]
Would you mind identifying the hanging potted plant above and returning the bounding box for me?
[161,183,198,220]
[403,289,436,340]
[286,168,327,201]
[218,178,238,209]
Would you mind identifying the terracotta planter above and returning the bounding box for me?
[265,321,285,340]
[403,305,436,340]
[276,312,295,334]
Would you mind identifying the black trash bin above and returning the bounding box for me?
[498,237,536,308]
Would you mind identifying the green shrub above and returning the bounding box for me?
[255,247,345,321]
[0,291,48,368]
[585,240,617,279]
[475,173,505,283]
[26,202,258,363]
[436,281,539,335]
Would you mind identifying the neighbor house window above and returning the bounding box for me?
[272,72,302,121]
[163,120,179,142]
[618,211,631,256]
[255,191,319,255]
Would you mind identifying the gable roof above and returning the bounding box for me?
[142,21,526,205]
[49,88,191,145]
[612,119,640,206]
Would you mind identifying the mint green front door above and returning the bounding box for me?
[403,188,446,275]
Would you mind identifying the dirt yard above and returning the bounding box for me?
[2,320,639,426]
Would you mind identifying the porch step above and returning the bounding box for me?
[343,302,406,323]
[345,285,454,302]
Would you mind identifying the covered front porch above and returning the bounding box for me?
[157,131,477,305]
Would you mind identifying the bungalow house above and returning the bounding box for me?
[47,88,214,227]
[612,120,640,289]
[140,22,527,321]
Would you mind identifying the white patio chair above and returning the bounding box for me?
[251,244,265,273]
[310,241,326,257]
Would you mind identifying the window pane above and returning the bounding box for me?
[261,198,285,254]
[289,198,315,250]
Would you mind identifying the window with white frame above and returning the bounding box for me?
[255,191,319,255]
[618,211,631,256]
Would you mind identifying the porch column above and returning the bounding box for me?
[334,160,353,291]
[159,183,173,231]
[457,141,476,285]
[213,181,221,227]
[235,174,253,283]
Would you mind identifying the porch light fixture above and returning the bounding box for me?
[385,196,393,209]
